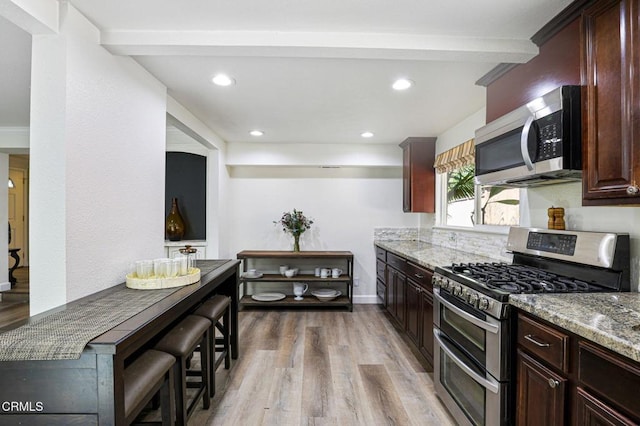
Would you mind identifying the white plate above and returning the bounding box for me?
[251,292,286,302]
[311,290,342,301]
[243,272,263,279]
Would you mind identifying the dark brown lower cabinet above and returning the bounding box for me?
[387,267,406,325]
[418,288,434,362]
[516,310,640,425]
[575,387,636,426]
[405,279,420,345]
[375,246,434,370]
[405,270,434,368]
[516,349,567,426]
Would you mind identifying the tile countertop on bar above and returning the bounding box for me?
[374,239,505,270]
[510,293,640,363]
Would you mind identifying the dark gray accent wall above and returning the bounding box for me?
[165,152,206,240]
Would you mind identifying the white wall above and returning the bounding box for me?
[0,154,9,290]
[226,164,419,303]
[29,4,167,314]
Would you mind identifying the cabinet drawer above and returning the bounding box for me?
[376,259,386,280]
[405,262,433,290]
[375,246,386,261]
[518,314,569,372]
[386,252,406,272]
[578,340,640,419]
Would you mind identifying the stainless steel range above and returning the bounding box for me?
[432,226,630,426]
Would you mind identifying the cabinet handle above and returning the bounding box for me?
[548,378,559,388]
[524,334,550,347]
[414,273,424,279]
[626,184,640,195]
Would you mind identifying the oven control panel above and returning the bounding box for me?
[526,232,577,255]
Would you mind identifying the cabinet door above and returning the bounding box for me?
[402,145,412,212]
[399,137,436,212]
[386,269,396,316]
[419,289,434,365]
[575,387,637,426]
[394,271,406,325]
[516,350,567,426]
[376,278,387,306]
[582,0,640,204]
[405,279,420,344]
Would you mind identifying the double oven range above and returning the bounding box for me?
[432,227,630,426]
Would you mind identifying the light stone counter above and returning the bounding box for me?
[374,240,504,271]
[376,240,640,364]
[510,293,640,363]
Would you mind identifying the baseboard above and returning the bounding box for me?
[353,294,382,304]
[0,282,11,292]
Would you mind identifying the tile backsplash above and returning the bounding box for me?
[374,227,512,262]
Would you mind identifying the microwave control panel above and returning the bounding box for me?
[535,111,563,160]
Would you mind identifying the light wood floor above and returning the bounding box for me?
[189,305,455,426]
[0,267,29,331]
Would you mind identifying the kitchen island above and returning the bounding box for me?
[0,259,240,425]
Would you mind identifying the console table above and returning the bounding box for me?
[237,250,353,311]
[0,259,240,425]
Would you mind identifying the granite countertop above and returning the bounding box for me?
[511,293,640,363]
[376,240,640,363]
[375,240,503,270]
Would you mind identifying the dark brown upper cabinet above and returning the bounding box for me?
[399,137,436,213]
[582,0,640,205]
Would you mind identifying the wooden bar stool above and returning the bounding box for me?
[155,315,210,426]
[193,295,232,398]
[124,349,175,425]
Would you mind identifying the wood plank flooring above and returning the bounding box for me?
[0,267,29,331]
[190,305,455,426]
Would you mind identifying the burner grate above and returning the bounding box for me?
[448,262,604,294]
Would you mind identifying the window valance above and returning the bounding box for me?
[434,138,475,174]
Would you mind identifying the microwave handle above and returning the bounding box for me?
[521,115,535,171]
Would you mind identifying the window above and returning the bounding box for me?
[477,185,520,226]
[435,140,519,227]
[445,165,475,227]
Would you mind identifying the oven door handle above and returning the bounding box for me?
[434,329,500,394]
[434,290,499,334]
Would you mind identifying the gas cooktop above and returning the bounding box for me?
[433,227,630,306]
[449,262,607,294]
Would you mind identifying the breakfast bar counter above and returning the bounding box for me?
[0,259,240,425]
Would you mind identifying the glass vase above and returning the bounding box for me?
[293,234,300,252]
[165,197,185,241]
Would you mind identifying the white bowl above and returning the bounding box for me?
[311,290,342,301]
[313,288,338,297]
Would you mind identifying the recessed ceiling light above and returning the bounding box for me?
[212,74,235,86]
[392,78,413,91]
[249,130,264,137]
[361,131,374,138]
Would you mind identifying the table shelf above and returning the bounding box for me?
[236,250,354,311]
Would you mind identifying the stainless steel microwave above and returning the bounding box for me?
[474,85,582,187]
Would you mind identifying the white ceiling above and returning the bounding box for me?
[0,0,574,145]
